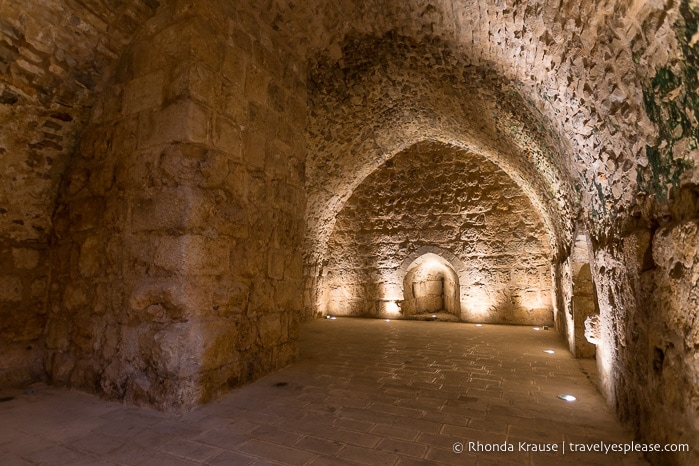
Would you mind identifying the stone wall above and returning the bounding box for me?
[0,0,159,389]
[0,243,47,387]
[0,0,698,461]
[45,0,307,409]
[322,141,553,325]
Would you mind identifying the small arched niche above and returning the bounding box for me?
[402,253,460,319]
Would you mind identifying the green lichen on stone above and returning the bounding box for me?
[638,0,698,199]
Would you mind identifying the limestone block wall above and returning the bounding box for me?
[0,0,696,460]
[46,1,307,408]
[641,218,699,459]
[586,4,699,461]
[322,141,553,325]
[0,243,47,387]
[0,0,159,389]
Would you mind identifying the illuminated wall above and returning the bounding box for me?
[321,141,553,324]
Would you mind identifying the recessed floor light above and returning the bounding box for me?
[533,327,541,331]
[330,316,337,320]
[558,394,577,402]
[475,324,483,327]
[544,350,555,354]
[385,319,391,322]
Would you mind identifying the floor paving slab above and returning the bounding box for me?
[0,319,650,465]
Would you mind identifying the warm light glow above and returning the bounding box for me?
[385,319,391,322]
[462,287,492,318]
[475,324,483,327]
[533,327,541,331]
[544,350,555,354]
[378,283,403,302]
[558,394,577,402]
[330,316,337,320]
[384,301,400,315]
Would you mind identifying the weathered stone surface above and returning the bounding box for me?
[585,314,601,346]
[322,141,553,325]
[41,2,305,410]
[0,0,697,462]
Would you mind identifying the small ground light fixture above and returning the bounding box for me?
[533,327,541,331]
[558,394,577,402]
[475,323,483,327]
[543,349,555,354]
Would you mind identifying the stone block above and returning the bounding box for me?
[11,248,41,269]
[190,21,224,70]
[64,197,107,233]
[78,236,106,278]
[69,358,100,391]
[138,99,208,148]
[197,149,231,188]
[212,114,242,156]
[154,235,229,276]
[158,142,208,185]
[245,63,270,104]
[267,250,285,280]
[128,279,189,322]
[222,45,247,88]
[150,323,201,378]
[258,313,282,347]
[48,352,76,384]
[0,275,23,302]
[30,278,47,300]
[211,279,250,316]
[63,283,89,312]
[168,60,221,107]
[221,81,248,124]
[585,314,601,345]
[124,71,164,115]
[131,188,210,232]
[243,130,266,169]
[199,320,239,370]
[274,280,302,310]
[45,318,70,351]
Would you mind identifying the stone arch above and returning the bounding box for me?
[398,248,464,319]
[320,141,554,324]
[304,36,577,325]
[1,1,697,461]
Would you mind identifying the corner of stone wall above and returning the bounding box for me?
[46,0,306,409]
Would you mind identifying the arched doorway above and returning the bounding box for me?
[402,253,460,319]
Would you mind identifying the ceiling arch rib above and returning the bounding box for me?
[306,33,577,269]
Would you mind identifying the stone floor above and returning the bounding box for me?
[1,318,649,465]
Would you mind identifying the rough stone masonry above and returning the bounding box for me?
[1,0,698,464]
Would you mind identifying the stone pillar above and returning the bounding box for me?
[46,1,306,408]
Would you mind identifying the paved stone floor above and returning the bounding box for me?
[1,319,649,465]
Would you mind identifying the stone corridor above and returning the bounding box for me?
[1,319,648,465]
[2,1,698,463]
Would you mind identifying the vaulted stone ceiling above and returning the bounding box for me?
[2,0,693,245]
